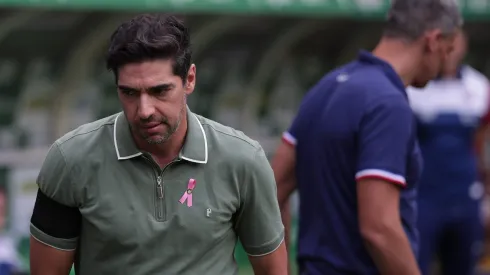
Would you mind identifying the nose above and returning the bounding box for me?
[137,93,155,120]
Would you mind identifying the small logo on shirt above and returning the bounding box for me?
[336,73,349,82]
[206,208,212,217]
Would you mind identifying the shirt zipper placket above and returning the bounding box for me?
[144,156,179,221]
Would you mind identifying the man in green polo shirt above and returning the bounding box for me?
[29,14,287,275]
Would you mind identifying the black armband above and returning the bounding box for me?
[30,190,81,239]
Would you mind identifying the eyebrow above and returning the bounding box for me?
[117,85,138,92]
[148,83,175,92]
[117,83,175,92]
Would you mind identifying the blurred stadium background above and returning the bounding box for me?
[1,0,490,274]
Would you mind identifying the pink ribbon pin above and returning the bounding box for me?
[179,178,196,207]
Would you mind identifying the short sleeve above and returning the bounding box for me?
[30,142,81,251]
[283,103,309,147]
[282,77,329,147]
[282,80,323,147]
[235,147,284,256]
[282,118,300,147]
[355,96,414,187]
[35,142,78,206]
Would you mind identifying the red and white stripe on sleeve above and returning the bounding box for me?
[355,169,406,187]
[282,132,297,147]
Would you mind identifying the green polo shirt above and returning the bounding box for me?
[30,108,284,275]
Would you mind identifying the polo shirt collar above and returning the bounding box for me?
[179,107,208,164]
[357,50,406,94]
[114,113,142,160]
[434,65,465,81]
[113,107,208,164]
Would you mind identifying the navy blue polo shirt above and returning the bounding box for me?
[282,50,423,274]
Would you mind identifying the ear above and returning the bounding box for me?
[184,64,196,96]
[423,29,443,53]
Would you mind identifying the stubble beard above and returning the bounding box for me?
[145,118,180,145]
[145,97,187,145]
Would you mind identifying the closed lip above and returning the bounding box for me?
[141,122,161,129]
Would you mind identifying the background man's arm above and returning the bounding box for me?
[236,146,288,275]
[30,142,81,275]
[356,96,420,275]
[357,179,418,275]
[271,140,297,253]
[280,201,292,254]
[476,94,490,194]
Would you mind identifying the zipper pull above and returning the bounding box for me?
[157,176,164,198]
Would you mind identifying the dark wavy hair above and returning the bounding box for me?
[106,14,192,83]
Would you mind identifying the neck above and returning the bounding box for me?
[372,38,422,87]
[134,113,188,161]
[441,65,460,78]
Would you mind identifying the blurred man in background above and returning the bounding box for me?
[407,30,490,275]
[272,0,462,274]
[0,187,22,275]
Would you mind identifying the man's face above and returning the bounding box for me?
[444,31,467,73]
[412,29,458,88]
[117,60,196,144]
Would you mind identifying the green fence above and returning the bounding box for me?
[2,0,490,19]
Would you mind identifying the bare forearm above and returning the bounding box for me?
[280,201,291,249]
[277,178,295,254]
[279,200,294,275]
[272,142,297,275]
[363,227,420,275]
[249,243,288,275]
[30,237,74,275]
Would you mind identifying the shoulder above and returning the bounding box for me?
[463,66,489,83]
[196,115,273,193]
[463,66,489,92]
[331,63,404,102]
[462,66,490,115]
[55,113,118,162]
[196,115,263,165]
[352,68,400,94]
[38,114,119,204]
[337,67,407,113]
[301,62,401,110]
[302,61,362,96]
